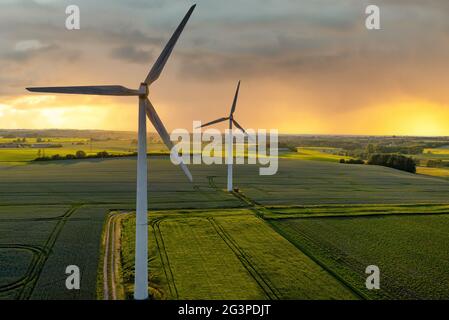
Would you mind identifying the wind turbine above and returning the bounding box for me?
[198,81,248,192]
[27,4,196,300]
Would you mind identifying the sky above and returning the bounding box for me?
[0,0,449,135]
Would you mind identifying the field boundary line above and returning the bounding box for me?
[207,217,280,300]
[267,220,368,300]
[228,189,366,300]
[102,211,129,300]
[276,221,413,299]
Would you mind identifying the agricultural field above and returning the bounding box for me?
[118,209,357,300]
[413,147,449,166]
[1,151,449,299]
[281,147,350,162]
[231,158,449,205]
[270,211,449,299]
[0,137,168,164]
[422,147,449,157]
[416,166,449,179]
[0,156,238,299]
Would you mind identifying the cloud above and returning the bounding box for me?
[3,40,57,62]
[1,0,449,134]
[14,40,48,52]
[110,45,153,63]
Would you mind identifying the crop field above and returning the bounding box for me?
[0,139,168,164]
[0,156,240,299]
[281,147,349,162]
[413,148,449,166]
[0,137,88,144]
[230,159,449,205]
[270,211,449,299]
[119,209,357,300]
[417,166,449,179]
[422,147,449,156]
[0,205,68,299]
[1,154,449,300]
[0,148,127,163]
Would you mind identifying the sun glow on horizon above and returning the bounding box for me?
[1,94,449,137]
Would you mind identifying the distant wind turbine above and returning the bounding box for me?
[197,81,248,192]
[27,4,196,300]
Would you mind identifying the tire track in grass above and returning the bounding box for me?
[104,213,179,300]
[151,218,178,299]
[0,205,81,299]
[207,217,280,300]
[0,245,43,294]
[16,205,81,300]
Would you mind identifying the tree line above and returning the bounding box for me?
[366,154,416,173]
[339,153,416,173]
[34,150,137,161]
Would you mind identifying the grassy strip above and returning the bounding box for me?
[263,203,449,219]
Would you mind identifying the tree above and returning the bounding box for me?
[97,151,109,158]
[366,143,375,155]
[368,153,416,173]
[75,150,86,158]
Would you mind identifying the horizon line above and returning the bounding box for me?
[1,128,449,138]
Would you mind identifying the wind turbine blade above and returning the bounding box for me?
[195,117,229,128]
[144,5,196,85]
[26,85,140,96]
[230,80,241,115]
[233,118,256,143]
[144,98,193,182]
[232,119,248,135]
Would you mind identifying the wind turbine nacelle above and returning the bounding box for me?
[138,83,149,97]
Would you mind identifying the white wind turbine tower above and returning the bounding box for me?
[198,81,248,192]
[27,4,196,300]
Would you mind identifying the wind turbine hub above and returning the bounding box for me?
[138,83,149,97]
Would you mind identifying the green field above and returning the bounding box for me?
[281,147,350,162]
[423,147,449,156]
[0,157,239,299]
[0,138,168,164]
[417,166,449,179]
[120,209,357,300]
[270,212,449,299]
[1,155,449,299]
[232,158,449,205]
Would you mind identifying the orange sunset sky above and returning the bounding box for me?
[0,0,449,135]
